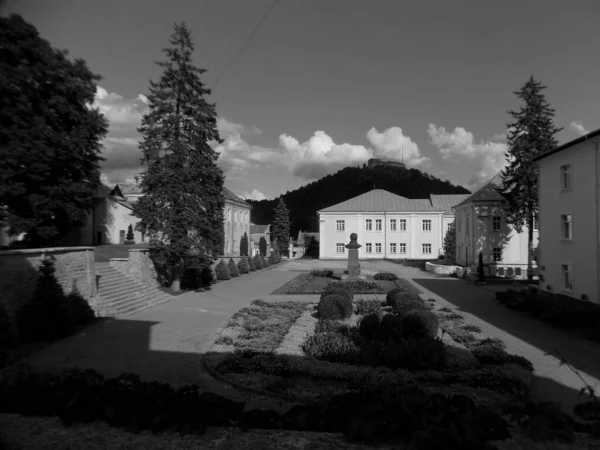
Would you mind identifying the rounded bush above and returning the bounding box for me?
[302,332,360,362]
[215,259,231,280]
[268,252,278,265]
[386,287,407,306]
[247,256,256,271]
[321,283,353,303]
[380,313,404,343]
[237,257,250,274]
[358,313,381,341]
[311,268,334,278]
[317,294,353,320]
[261,256,268,267]
[374,271,399,281]
[401,310,439,339]
[390,291,427,317]
[228,258,239,277]
[253,254,263,270]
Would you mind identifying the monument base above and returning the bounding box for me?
[341,275,366,281]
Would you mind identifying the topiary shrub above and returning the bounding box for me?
[201,265,215,287]
[321,283,353,303]
[261,256,268,268]
[253,254,263,270]
[302,332,361,362]
[268,252,277,265]
[215,259,231,280]
[374,271,398,281]
[247,256,256,272]
[401,310,439,339]
[310,268,334,278]
[66,291,95,326]
[317,294,353,320]
[386,287,407,306]
[238,257,250,274]
[358,313,381,341]
[228,258,239,277]
[355,299,383,317]
[389,291,427,317]
[379,313,405,344]
[0,302,18,349]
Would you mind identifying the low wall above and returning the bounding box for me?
[425,262,462,276]
[0,247,97,317]
[109,249,160,288]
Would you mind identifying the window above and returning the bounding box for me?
[389,243,397,253]
[560,163,571,190]
[561,264,573,290]
[375,219,382,231]
[493,247,502,262]
[390,219,397,231]
[227,240,230,254]
[561,214,572,240]
[365,219,372,231]
[492,216,501,231]
[422,219,432,232]
[399,243,406,254]
[336,243,345,253]
[466,216,470,235]
[227,208,231,223]
[365,243,372,253]
[422,243,432,254]
[375,243,382,253]
[336,220,345,231]
[399,219,407,231]
[533,217,538,231]
[233,240,237,254]
[447,222,453,233]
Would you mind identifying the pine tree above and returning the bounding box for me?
[126,224,135,243]
[259,236,267,256]
[134,23,225,292]
[443,222,456,262]
[0,15,108,246]
[497,76,562,280]
[272,198,290,257]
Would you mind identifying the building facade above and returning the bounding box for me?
[453,173,538,277]
[317,189,468,260]
[534,128,600,304]
[222,187,252,257]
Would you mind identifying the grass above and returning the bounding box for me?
[270,273,414,295]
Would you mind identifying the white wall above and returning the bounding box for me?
[319,212,445,259]
[538,140,598,303]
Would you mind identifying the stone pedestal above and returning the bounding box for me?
[345,233,362,279]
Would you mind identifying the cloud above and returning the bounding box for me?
[240,189,269,201]
[367,127,431,168]
[427,123,508,192]
[570,121,588,136]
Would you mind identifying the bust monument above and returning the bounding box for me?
[345,233,361,277]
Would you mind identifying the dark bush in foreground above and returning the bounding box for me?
[386,287,407,306]
[0,302,18,349]
[215,259,231,280]
[228,258,240,277]
[390,292,428,317]
[321,283,353,303]
[67,291,95,325]
[238,257,250,274]
[311,268,334,278]
[471,342,534,371]
[354,299,383,317]
[401,310,439,339]
[318,295,353,320]
[374,271,398,281]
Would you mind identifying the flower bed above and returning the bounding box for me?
[270,273,415,295]
[206,289,535,411]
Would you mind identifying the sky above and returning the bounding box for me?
[3,0,600,200]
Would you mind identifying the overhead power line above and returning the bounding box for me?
[213,0,279,87]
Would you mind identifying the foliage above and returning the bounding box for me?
[317,295,353,320]
[310,268,334,278]
[17,258,75,342]
[443,222,456,262]
[401,310,439,340]
[0,14,109,246]
[125,224,135,243]
[66,291,96,326]
[227,258,239,277]
[477,252,485,283]
[337,280,382,293]
[133,22,224,288]
[247,255,256,271]
[354,299,383,317]
[272,198,291,257]
[386,287,407,306]
[261,255,268,268]
[239,232,249,257]
[320,284,353,303]
[215,259,231,281]
[0,302,18,349]
[252,254,263,270]
[237,256,250,274]
[389,291,428,316]
[373,271,398,281]
[200,265,215,287]
[471,342,534,371]
[498,76,562,279]
[259,236,267,256]
[302,332,361,362]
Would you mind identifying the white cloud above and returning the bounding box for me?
[366,127,431,168]
[241,189,269,201]
[570,121,588,136]
[427,123,508,192]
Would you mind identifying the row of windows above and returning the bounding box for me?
[457,216,538,233]
[226,208,249,224]
[335,219,443,232]
[335,242,432,254]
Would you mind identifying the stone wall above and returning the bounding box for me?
[425,262,462,276]
[0,247,97,316]
[110,249,160,288]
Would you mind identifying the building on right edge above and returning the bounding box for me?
[533,127,600,304]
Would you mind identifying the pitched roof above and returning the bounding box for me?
[453,173,506,208]
[250,224,269,234]
[533,127,600,162]
[318,189,442,213]
[224,187,252,208]
[429,194,472,214]
[96,184,113,198]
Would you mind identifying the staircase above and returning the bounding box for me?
[95,265,172,317]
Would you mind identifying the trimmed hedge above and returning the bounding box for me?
[321,283,353,303]
[310,268,334,278]
[386,287,407,306]
[215,259,231,280]
[401,310,439,339]
[374,271,398,281]
[302,332,360,362]
[253,254,263,270]
[238,257,250,274]
[248,256,256,272]
[228,258,240,277]
[317,294,353,320]
[389,292,428,317]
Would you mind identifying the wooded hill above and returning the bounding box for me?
[247,164,471,239]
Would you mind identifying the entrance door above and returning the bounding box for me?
[119,230,126,244]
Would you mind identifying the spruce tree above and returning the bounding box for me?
[272,198,290,257]
[134,23,225,292]
[126,224,135,243]
[259,236,267,256]
[497,76,562,280]
[443,222,456,262]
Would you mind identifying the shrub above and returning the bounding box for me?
[472,343,534,371]
[317,295,353,320]
[248,256,256,271]
[215,259,231,280]
[373,271,398,281]
[358,313,382,341]
[354,299,383,317]
[379,314,404,344]
[462,324,481,333]
[228,258,239,277]
[261,256,268,268]
[321,283,353,303]
[0,302,18,349]
[125,224,135,243]
[340,280,381,293]
[201,265,215,286]
[389,291,427,317]
[315,319,344,334]
[310,268,334,278]
[67,291,95,326]
[362,336,447,370]
[268,252,278,265]
[238,257,250,274]
[253,254,263,270]
[386,287,407,306]
[302,332,361,362]
[401,310,439,339]
[443,322,475,344]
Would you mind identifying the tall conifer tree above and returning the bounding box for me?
[497,76,562,280]
[272,198,290,257]
[134,23,224,292]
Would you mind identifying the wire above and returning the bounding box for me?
[213,0,279,87]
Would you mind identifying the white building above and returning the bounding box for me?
[453,173,538,278]
[534,127,600,304]
[317,189,469,260]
